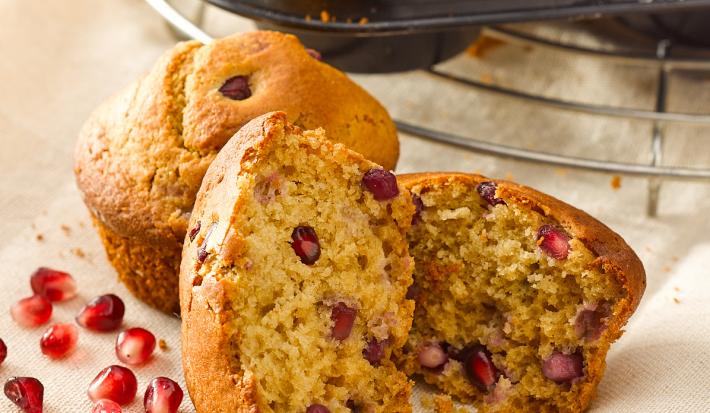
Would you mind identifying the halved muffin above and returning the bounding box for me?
[75,31,399,313]
[180,112,414,413]
[397,173,645,413]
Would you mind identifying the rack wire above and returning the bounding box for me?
[145,0,710,216]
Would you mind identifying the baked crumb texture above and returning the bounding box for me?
[397,174,639,413]
[183,113,414,413]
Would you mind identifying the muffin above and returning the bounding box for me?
[180,112,414,413]
[396,173,645,413]
[74,31,399,313]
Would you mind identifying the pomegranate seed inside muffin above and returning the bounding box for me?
[536,225,571,260]
[476,181,506,206]
[219,75,251,100]
[362,169,399,201]
[291,226,321,265]
[461,345,499,392]
[330,302,357,341]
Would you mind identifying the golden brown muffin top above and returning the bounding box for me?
[74,31,398,245]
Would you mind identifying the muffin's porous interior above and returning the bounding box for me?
[198,130,413,413]
[400,179,624,412]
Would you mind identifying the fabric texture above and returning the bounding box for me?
[1,0,709,411]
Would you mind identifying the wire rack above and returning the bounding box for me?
[145,0,710,216]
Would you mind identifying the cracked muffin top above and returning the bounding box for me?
[74,31,399,246]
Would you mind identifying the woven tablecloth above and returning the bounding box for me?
[1,1,709,411]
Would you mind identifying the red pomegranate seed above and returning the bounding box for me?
[30,267,77,302]
[76,294,125,332]
[542,351,584,384]
[362,169,399,201]
[536,225,570,260]
[0,339,6,366]
[291,226,321,265]
[11,295,52,328]
[307,404,331,413]
[306,48,322,60]
[92,399,122,413]
[4,377,43,413]
[196,222,217,264]
[144,377,184,413]
[88,365,137,406]
[411,193,424,224]
[5,377,44,413]
[363,339,387,366]
[219,75,251,100]
[188,221,201,242]
[115,327,156,365]
[40,323,78,359]
[462,345,499,392]
[330,303,356,341]
[418,342,449,369]
[476,181,506,206]
[575,303,611,342]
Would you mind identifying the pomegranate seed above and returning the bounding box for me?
[92,399,122,413]
[196,222,217,264]
[330,302,356,341]
[188,221,201,242]
[40,323,78,359]
[363,339,386,366]
[411,193,424,224]
[219,75,251,100]
[307,404,331,413]
[291,226,321,265]
[76,294,125,332]
[4,377,43,413]
[461,345,499,392]
[575,303,610,342]
[0,339,6,365]
[476,181,506,206]
[418,342,449,369]
[536,225,570,260]
[144,377,184,413]
[362,169,399,201]
[306,48,322,60]
[11,295,52,327]
[88,365,137,406]
[115,327,156,365]
[30,267,77,301]
[542,351,584,384]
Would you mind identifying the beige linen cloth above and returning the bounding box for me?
[1,0,709,411]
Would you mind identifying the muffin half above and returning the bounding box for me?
[180,112,413,413]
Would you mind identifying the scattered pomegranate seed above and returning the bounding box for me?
[76,294,125,332]
[4,377,43,413]
[188,221,201,242]
[306,48,322,60]
[11,295,52,328]
[476,181,506,206]
[411,193,424,224]
[30,267,77,302]
[536,225,570,260]
[363,339,386,366]
[88,365,137,406]
[144,377,183,413]
[291,226,321,265]
[307,404,331,413]
[219,75,251,100]
[91,399,122,413]
[461,345,499,392]
[330,302,357,341]
[418,342,449,369]
[542,351,584,384]
[361,169,399,201]
[40,323,78,359]
[0,339,6,366]
[115,327,156,365]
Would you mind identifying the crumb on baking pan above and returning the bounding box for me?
[36,233,44,241]
[320,10,330,23]
[554,168,569,177]
[610,175,622,190]
[71,247,86,258]
[673,297,681,304]
[61,224,71,235]
[359,17,369,25]
[467,35,505,58]
[159,339,169,351]
[433,394,454,413]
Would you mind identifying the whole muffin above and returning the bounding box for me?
[74,31,399,313]
[396,173,646,412]
[180,112,414,412]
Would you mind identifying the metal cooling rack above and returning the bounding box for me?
[145,0,710,216]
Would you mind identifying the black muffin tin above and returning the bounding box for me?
[206,0,710,72]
